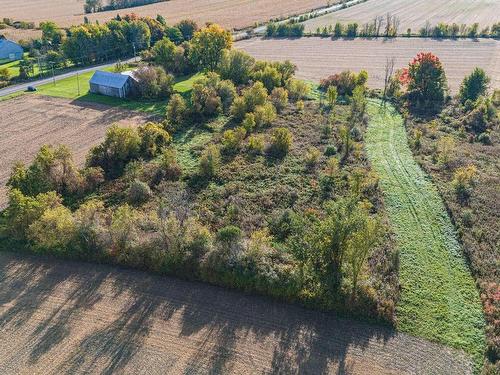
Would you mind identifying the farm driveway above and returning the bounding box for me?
[0,95,150,209]
[0,251,473,374]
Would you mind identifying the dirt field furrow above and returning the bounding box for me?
[0,95,150,209]
[236,37,500,91]
[303,0,500,33]
[0,251,473,374]
[1,0,330,31]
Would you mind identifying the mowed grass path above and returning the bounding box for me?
[365,100,485,369]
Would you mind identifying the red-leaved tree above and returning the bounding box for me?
[400,52,447,112]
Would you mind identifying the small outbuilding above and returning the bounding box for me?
[0,39,23,61]
[89,70,135,99]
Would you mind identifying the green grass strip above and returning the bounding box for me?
[365,99,485,371]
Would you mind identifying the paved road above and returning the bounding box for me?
[234,0,367,39]
[0,251,472,374]
[0,58,137,98]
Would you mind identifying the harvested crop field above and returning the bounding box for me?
[0,251,474,374]
[303,0,500,33]
[236,37,500,91]
[0,95,150,209]
[0,27,42,43]
[1,0,329,30]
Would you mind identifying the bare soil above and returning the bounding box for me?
[304,0,500,33]
[1,0,329,30]
[0,95,150,208]
[0,27,42,43]
[236,37,500,91]
[0,251,473,374]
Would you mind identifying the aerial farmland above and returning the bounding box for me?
[1,0,330,30]
[303,0,500,33]
[236,37,500,91]
[0,0,498,374]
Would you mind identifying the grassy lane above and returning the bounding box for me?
[365,100,485,370]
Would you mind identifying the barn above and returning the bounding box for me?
[0,39,23,61]
[89,70,135,98]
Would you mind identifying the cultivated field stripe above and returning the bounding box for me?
[0,251,473,374]
[365,100,485,370]
[303,0,500,33]
[235,38,500,92]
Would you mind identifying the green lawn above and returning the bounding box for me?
[365,99,485,371]
[1,53,41,78]
[174,72,204,94]
[35,67,201,116]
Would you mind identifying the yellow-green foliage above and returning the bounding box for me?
[199,144,221,178]
[452,164,477,202]
[270,127,293,156]
[247,134,265,155]
[254,102,277,127]
[28,206,76,251]
[437,135,456,167]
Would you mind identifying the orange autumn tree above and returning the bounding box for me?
[400,52,447,112]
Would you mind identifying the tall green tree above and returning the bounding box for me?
[459,67,490,103]
[189,24,232,71]
[403,52,447,111]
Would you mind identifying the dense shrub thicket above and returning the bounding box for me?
[1,32,398,324]
[84,0,168,13]
[266,21,305,38]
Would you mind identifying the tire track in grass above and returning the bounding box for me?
[365,99,485,371]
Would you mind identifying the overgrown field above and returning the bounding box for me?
[365,100,485,369]
[236,37,500,92]
[1,0,329,30]
[303,0,500,33]
[406,97,500,373]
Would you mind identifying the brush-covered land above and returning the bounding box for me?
[404,92,500,374]
[377,54,499,373]
[0,25,399,326]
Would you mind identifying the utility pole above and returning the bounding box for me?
[37,56,42,77]
[51,63,55,86]
[76,71,80,96]
[132,43,137,63]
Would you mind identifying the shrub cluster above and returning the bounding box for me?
[266,21,305,38]
[133,66,175,99]
[319,70,368,97]
[87,123,171,178]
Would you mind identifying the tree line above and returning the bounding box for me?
[84,0,168,14]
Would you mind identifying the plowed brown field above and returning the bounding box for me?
[2,0,328,30]
[0,95,150,209]
[236,37,500,91]
[304,0,500,33]
[0,251,473,374]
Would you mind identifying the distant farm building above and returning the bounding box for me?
[0,39,23,61]
[89,70,135,98]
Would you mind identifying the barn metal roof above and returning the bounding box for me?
[89,70,130,89]
[0,39,23,52]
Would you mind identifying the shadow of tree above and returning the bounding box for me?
[0,251,472,375]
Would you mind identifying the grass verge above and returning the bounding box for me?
[365,99,485,371]
[35,68,201,116]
